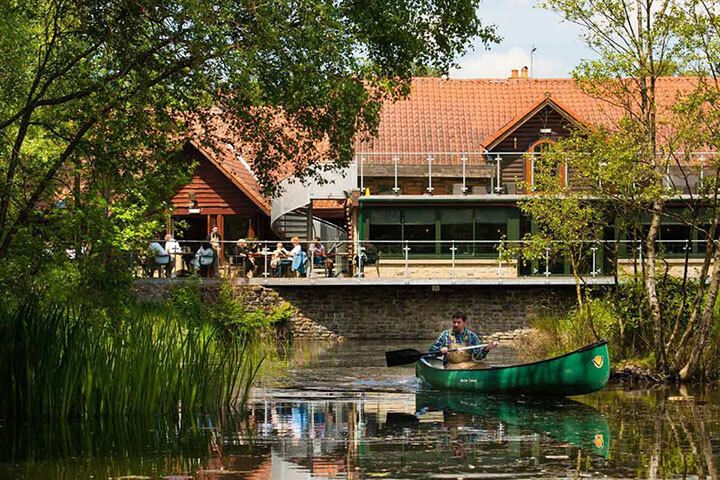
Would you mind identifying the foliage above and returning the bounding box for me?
[0,0,497,293]
[0,285,288,419]
[521,274,720,381]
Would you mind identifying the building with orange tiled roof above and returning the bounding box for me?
[169,73,707,279]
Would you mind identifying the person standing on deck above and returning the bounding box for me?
[430,312,498,370]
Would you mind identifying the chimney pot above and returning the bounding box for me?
[521,66,529,78]
[510,69,519,79]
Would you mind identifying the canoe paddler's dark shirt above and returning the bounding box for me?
[429,328,488,362]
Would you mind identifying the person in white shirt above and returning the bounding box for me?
[288,236,307,276]
[164,233,182,277]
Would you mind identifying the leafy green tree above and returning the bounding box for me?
[541,0,682,371]
[0,0,497,296]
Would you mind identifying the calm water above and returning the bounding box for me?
[1,340,720,479]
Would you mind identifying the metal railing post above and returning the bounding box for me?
[450,241,456,278]
[544,247,550,277]
[392,155,400,194]
[461,155,468,193]
[426,155,434,194]
[360,155,365,193]
[497,242,503,277]
[404,241,410,277]
[591,245,598,278]
[357,246,364,278]
[262,245,269,278]
[495,155,503,193]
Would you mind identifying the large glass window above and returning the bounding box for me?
[404,209,436,254]
[364,206,513,257]
[366,208,402,254]
[474,208,508,254]
[660,224,692,254]
[440,209,473,254]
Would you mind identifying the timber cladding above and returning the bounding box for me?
[171,148,261,216]
[270,285,576,339]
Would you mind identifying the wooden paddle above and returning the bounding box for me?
[385,344,487,367]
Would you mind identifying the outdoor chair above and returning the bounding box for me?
[142,253,171,278]
[452,183,467,195]
[226,255,249,278]
[357,249,381,277]
[274,258,292,277]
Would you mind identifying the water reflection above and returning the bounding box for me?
[1,338,720,479]
[415,391,610,458]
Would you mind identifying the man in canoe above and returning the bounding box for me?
[430,312,498,370]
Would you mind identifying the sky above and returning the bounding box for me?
[449,0,594,79]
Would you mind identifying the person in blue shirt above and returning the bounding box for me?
[430,311,498,370]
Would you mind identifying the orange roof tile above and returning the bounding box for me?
[356,76,697,164]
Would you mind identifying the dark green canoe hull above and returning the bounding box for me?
[416,340,610,396]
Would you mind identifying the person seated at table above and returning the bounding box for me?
[270,242,290,276]
[234,238,256,277]
[164,233,182,278]
[287,236,307,277]
[148,237,171,278]
[308,237,326,266]
[194,242,216,277]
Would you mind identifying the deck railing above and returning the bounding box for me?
[354,151,717,197]
[134,238,713,282]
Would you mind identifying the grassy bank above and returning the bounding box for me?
[517,276,720,382]
[0,280,290,419]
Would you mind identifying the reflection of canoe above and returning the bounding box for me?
[415,391,611,458]
[416,340,610,396]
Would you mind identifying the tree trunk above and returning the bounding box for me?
[679,236,720,381]
[569,252,598,339]
[645,199,665,371]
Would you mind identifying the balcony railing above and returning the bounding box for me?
[354,151,718,197]
[134,238,713,283]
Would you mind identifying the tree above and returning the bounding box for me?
[517,147,606,339]
[0,0,498,291]
[542,0,681,371]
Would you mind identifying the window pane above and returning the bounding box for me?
[367,208,401,223]
[368,225,402,253]
[441,209,473,254]
[405,224,436,254]
[475,223,507,254]
[367,208,402,254]
[660,224,692,254]
[404,208,436,224]
[474,208,507,224]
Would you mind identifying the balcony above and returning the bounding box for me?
[355,152,716,198]
[134,239,711,286]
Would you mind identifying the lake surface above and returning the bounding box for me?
[1,339,719,479]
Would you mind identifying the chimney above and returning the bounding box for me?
[510,69,519,79]
[520,66,529,78]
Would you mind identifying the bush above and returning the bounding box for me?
[518,275,707,371]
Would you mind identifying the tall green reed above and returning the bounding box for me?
[0,300,269,419]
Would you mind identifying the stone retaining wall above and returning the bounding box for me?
[271,285,574,339]
[134,280,576,340]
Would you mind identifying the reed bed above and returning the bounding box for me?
[0,301,268,419]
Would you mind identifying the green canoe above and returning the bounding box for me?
[416,340,610,396]
[415,391,611,457]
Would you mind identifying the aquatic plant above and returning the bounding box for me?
[0,300,273,419]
